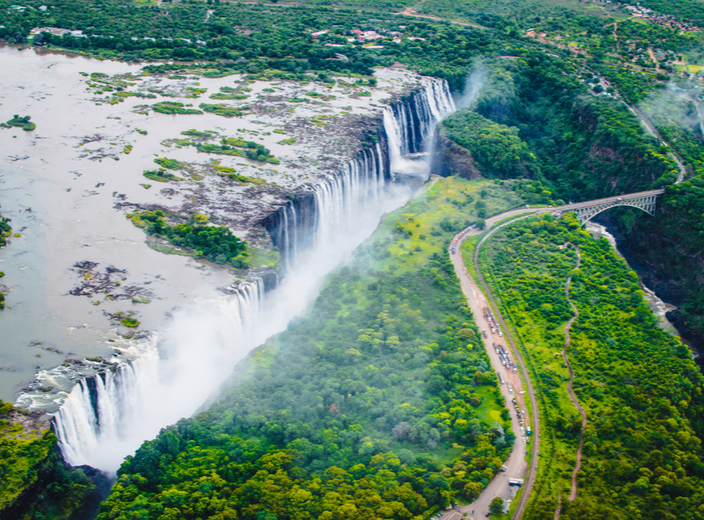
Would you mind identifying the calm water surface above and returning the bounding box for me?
[0,45,421,402]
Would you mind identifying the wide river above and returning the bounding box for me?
[0,43,419,407]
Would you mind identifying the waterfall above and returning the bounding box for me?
[49,76,457,474]
[383,77,455,175]
[53,279,265,470]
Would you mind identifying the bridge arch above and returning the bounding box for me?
[553,190,664,225]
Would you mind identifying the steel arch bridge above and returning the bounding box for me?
[553,189,665,225]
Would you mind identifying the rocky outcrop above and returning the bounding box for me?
[431,133,482,179]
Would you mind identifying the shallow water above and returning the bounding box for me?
[0,50,237,399]
[0,45,423,401]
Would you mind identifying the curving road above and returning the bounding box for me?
[443,209,541,520]
[439,189,667,519]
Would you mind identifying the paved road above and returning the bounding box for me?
[443,209,540,520]
[438,190,668,519]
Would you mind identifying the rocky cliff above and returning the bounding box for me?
[431,133,483,179]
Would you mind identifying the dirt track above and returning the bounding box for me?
[560,247,587,506]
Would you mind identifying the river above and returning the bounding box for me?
[0,43,456,472]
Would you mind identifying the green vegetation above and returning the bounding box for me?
[195,135,280,164]
[0,0,510,88]
[199,103,249,118]
[211,161,266,184]
[98,177,527,520]
[0,214,10,310]
[209,86,250,100]
[441,111,539,179]
[120,317,140,328]
[181,129,218,139]
[143,168,183,182]
[153,157,185,170]
[0,215,10,248]
[128,210,249,267]
[468,58,676,199]
[150,102,203,115]
[1,115,35,131]
[0,401,98,519]
[4,0,704,515]
[489,497,505,515]
[246,245,280,270]
[442,52,704,346]
[143,142,272,184]
[475,213,704,519]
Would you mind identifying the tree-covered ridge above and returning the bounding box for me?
[467,57,677,200]
[477,214,704,519]
[625,181,704,346]
[0,0,504,86]
[440,110,540,180]
[128,210,250,268]
[97,178,525,520]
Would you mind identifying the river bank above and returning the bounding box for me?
[589,218,701,362]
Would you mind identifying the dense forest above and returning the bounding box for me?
[0,0,504,88]
[128,210,250,268]
[476,214,704,519]
[3,0,704,517]
[97,179,528,519]
[0,400,102,520]
[443,57,678,198]
[439,51,704,349]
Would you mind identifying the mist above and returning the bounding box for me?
[638,79,704,137]
[52,77,457,475]
[456,62,487,110]
[55,182,415,474]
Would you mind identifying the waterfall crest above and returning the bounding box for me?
[50,76,456,473]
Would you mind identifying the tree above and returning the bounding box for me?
[489,497,504,514]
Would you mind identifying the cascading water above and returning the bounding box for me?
[54,279,265,471]
[383,79,455,175]
[50,76,457,474]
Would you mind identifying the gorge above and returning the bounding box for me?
[1,50,456,475]
[3,1,704,518]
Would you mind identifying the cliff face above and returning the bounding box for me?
[603,186,704,358]
[0,408,108,520]
[431,133,483,179]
